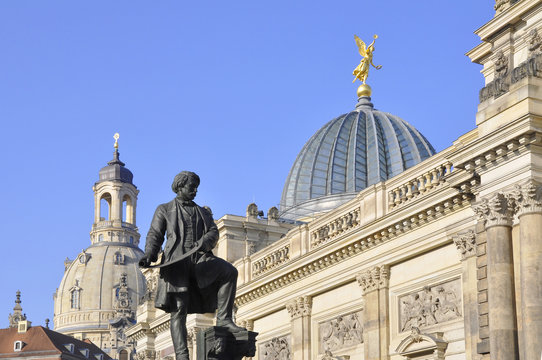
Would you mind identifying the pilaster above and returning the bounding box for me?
[453,230,479,359]
[356,265,390,360]
[286,295,312,360]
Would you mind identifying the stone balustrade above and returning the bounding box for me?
[388,162,453,208]
[93,220,136,230]
[252,243,290,277]
[311,207,361,248]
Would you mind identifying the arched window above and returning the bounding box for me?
[70,288,81,309]
[122,195,133,224]
[129,236,134,244]
[100,193,112,221]
[98,234,104,242]
[113,252,124,265]
[119,349,128,360]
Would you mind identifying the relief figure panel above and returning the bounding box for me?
[259,335,291,360]
[399,278,462,332]
[318,311,363,354]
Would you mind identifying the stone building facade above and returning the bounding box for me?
[54,141,146,360]
[128,1,542,359]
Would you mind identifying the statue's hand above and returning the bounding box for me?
[139,254,156,268]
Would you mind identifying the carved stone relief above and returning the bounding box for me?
[399,279,462,332]
[319,311,363,353]
[259,336,291,360]
[479,52,542,102]
[529,28,542,53]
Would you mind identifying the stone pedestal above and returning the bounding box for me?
[196,327,257,360]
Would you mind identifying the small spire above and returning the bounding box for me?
[45,318,50,329]
[108,133,125,167]
[8,291,26,328]
[13,291,22,311]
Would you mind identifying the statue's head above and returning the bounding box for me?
[171,171,200,201]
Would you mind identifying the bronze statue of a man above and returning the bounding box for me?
[139,171,245,360]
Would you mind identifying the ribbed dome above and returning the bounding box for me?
[280,97,436,220]
[54,243,145,333]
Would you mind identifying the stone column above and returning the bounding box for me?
[473,193,519,360]
[356,265,390,360]
[510,180,542,360]
[286,295,312,360]
[453,230,478,359]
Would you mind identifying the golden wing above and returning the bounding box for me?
[354,35,367,57]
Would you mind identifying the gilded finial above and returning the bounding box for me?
[114,133,120,149]
[353,34,382,97]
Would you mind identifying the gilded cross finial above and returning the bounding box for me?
[353,34,382,98]
[114,133,120,149]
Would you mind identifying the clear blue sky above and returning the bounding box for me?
[0,1,492,327]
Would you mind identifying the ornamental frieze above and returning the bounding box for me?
[399,279,462,332]
[479,52,542,103]
[259,336,291,360]
[319,311,363,353]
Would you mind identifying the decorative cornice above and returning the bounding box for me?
[459,132,541,175]
[152,319,171,334]
[236,193,472,307]
[356,265,390,293]
[286,296,312,319]
[509,180,542,216]
[472,192,514,228]
[453,230,477,260]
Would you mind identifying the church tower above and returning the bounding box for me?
[54,135,145,360]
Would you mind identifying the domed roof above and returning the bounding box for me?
[280,96,436,220]
[54,242,145,333]
[98,149,134,184]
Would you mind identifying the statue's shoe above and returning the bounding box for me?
[216,320,247,333]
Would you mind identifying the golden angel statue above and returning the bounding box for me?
[353,34,382,84]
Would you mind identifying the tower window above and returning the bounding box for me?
[70,287,81,309]
[119,349,128,360]
[129,236,134,244]
[98,234,104,242]
[100,193,112,221]
[114,252,124,265]
[122,194,133,224]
